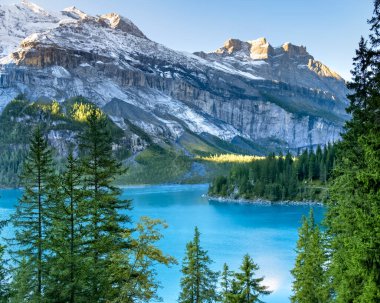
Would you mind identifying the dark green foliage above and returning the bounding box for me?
[0,147,27,187]
[108,217,177,303]
[209,145,336,202]
[289,3,380,301]
[78,108,132,301]
[221,255,271,303]
[220,263,234,303]
[9,258,33,303]
[0,97,125,187]
[44,153,88,303]
[10,127,54,302]
[322,2,380,302]
[0,222,9,303]
[4,110,175,302]
[291,210,329,303]
[233,254,271,303]
[178,227,219,303]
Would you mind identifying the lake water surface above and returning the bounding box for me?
[0,184,324,303]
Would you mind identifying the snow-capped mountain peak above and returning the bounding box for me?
[0,2,349,151]
[0,1,76,58]
[99,13,147,39]
[21,0,48,15]
[62,6,88,20]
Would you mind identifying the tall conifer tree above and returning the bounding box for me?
[44,152,88,303]
[220,263,234,303]
[291,210,328,303]
[11,127,53,302]
[79,108,131,301]
[9,258,33,303]
[0,221,9,303]
[109,217,176,302]
[324,1,380,302]
[178,227,219,303]
[232,254,271,303]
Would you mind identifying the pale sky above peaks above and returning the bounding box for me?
[0,0,374,80]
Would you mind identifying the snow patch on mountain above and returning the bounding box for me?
[62,6,88,20]
[0,1,76,58]
[51,66,71,78]
[21,0,48,15]
[0,2,349,150]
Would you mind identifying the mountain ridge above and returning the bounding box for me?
[0,1,349,156]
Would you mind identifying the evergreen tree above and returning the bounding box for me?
[220,263,234,303]
[0,221,9,303]
[291,209,328,303]
[44,152,88,303]
[324,1,380,302]
[231,254,271,303]
[79,108,131,301]
[9,258,33,303]
[178,227,219,303]
[108,217,176,303]
[308,151,317,180]
[10,127,53,302]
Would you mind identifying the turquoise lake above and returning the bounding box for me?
[0,184,324,303]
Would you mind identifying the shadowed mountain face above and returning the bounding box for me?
[0,1,349,152]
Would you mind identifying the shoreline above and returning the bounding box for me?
[205,195,324,206]
[0,183,209,191]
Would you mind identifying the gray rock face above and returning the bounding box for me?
[197,38,348,102]
[0,2,350,152]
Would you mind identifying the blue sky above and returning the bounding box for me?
[2,0,374,80]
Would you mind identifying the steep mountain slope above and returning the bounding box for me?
[0,1,349,154]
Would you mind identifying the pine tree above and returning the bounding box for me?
[232,254,271,303]
[220,263,233,303]
[178,227,219,303]
[0,221,9,303]
[9,258,33,303]
[79,108,131,301]
[108,217,176,303]
[10,127,53,302]
[291,209,328,303]
[324,1,380,301]
[44,152,88,303]
[308,151,317,180]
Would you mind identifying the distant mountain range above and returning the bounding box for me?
[0,1,349,162]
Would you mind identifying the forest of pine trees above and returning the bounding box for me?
[291,1,380,302]
[0,96,125,187]
[209,145,336,202]
[0,108,175,302]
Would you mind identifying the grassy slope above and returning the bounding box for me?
[116,145,192,184]
[116,130,239,185]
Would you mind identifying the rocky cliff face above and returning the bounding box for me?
[0,1,349,153]
[198,37,347,101]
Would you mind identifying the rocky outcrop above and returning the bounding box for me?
[202,38,347,101]
[0,1,350,152]
[99,13,147,39]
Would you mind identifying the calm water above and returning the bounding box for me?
[0,184,324,303]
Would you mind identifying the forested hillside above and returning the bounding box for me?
[0,96,124,186]
[209,145,336,202]
[291,1,380,301]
